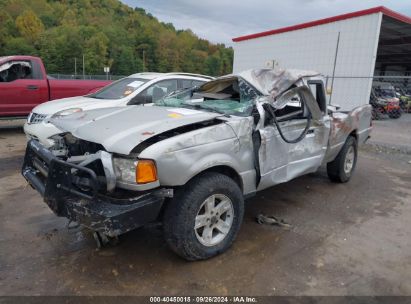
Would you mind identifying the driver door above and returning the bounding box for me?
[257,86,329,191]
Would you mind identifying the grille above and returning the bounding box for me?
[28,113,47,124]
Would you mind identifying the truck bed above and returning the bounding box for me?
[325,104,372,162]
[48,79,111,100]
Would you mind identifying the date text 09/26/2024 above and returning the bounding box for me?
[149,296,257,303]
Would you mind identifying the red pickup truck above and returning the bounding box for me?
[0,56,111,118]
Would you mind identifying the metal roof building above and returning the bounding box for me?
[232,6,411,110]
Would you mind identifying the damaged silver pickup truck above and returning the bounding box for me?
[22,68,372,260]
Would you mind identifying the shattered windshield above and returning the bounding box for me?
[154,77,259,116]
[88,77,148,100]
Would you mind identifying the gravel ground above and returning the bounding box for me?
[367,113,411,154]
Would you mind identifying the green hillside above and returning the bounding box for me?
[0,0,233,76]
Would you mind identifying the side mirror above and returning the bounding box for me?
[327,104,341,112]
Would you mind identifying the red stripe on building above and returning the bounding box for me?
[232,6,411,42]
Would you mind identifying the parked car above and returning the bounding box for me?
[0,56,111,118]
[22,68,372,260]
[395,86,411,112]
[24,72,213,148]
[370,82,401,119]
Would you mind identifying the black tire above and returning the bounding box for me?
[371,109,377,120]
[399,100,406,111]
[163,172,244,261]
[388,109,401,119]
[327,136,357,183]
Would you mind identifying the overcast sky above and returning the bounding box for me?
[121,0,411,45]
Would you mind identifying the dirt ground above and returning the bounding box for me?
[368,114,411,153]
[0,118,410,296]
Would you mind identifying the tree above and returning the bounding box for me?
[110,46,143,75]
[206,53,222,76]
[3,37,37,56]
[1,0,233,76]
[61,9,78,27]
[0,11,16,49]
[84,32,109,74]
[15,9,44,44]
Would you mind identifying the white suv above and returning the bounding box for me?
[24,72,212,147]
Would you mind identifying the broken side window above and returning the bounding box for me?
[308,81,327,113]
[274,89,307,121]
[239,78,259,102]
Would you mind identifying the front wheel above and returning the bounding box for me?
[327,136,358,183]
[163,172,244,261]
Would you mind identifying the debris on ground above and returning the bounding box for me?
[67,220,80,230]
[97,250,116,257]
[42,228,58,240]
[256,214,292,229]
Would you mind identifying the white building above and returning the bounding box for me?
[232,6,411,110]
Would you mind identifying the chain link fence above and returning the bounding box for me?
[48,74,126,81]
[348,75,411,118]
[372,75,411,118]
[322,74,411,116]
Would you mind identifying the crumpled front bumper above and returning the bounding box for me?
[21,140,164,237]
[23,120,61,148]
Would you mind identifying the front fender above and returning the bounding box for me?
[138,122,255,191]
[159,139,243,185]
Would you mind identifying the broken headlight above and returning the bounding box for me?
[51,108,83,118]
[113,157,158,184]
[113,157,137,184]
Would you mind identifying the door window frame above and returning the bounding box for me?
[0,60,38,83]
[307,80,327,114]
[274,87,309,122]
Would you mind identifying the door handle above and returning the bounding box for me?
[27,85,38,90]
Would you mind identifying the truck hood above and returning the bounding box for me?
[33,96,123,115]
[51,106,221,155]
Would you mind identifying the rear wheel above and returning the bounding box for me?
[327,136,357,183]
[388,109,401,119]
[163,172,244,260]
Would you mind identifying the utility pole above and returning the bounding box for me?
[142,50,146,72]
[82,54,85,80]
[136,44,149,73]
